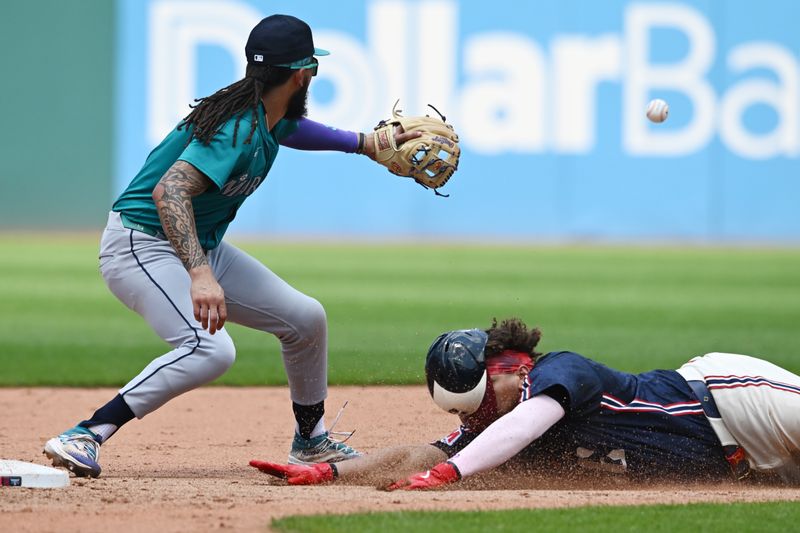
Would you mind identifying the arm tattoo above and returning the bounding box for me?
[153,161,212,271]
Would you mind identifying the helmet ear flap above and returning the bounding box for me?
[430,370,488,416]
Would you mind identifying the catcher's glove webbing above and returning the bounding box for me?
[372,101,460,196]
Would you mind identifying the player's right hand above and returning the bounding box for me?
[249,460,335,485]
[189,265,227,334]
[386,461,460,491]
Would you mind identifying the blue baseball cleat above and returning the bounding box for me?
[288,431,361,465]
[43,426,102,478]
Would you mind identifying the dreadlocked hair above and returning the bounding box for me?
[178,64,294,147]
[484,317,542,360]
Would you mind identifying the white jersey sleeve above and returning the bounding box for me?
[449,394,565,478]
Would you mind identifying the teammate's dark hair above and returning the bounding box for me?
[178,64,294,147]
[484,317,542,360]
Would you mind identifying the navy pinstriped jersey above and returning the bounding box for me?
[434,351,731,479]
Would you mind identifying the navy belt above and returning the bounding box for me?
[686,379,750,480]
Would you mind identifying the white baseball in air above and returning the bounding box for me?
[646,98,669,123]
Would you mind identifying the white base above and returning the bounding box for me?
[0,460,70,488]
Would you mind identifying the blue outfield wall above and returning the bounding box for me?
[116,0,800,242]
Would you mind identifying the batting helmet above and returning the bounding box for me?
[425,329,490,417]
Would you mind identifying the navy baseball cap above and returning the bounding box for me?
[245,14,329,66]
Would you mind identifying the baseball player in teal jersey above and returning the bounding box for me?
[43,14,420,478]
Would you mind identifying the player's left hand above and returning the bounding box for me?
[361,126,421,161]
[365,101,460,195]
[249,460,335,485]
[386,461,460,491]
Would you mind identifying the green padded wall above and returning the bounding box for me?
[0,0,114,229]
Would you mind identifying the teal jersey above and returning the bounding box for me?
[113,104,298,250]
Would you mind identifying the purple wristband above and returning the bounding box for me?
[280,117,360,153]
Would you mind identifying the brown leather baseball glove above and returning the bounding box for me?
[372,101,460,196]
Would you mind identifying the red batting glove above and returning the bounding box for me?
[249,460,335,485]
[386,461,461,491]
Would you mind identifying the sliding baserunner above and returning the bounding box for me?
[252,318,800,488]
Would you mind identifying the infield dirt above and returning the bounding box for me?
[2,387,799,532]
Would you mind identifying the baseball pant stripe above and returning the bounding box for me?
[706,375,800,396]
[119,229,202,397]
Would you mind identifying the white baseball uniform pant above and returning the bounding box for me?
[677,352,800,482]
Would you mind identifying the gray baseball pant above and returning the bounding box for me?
[99,211,327,418]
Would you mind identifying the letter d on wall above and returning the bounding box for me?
[148,1,260,145]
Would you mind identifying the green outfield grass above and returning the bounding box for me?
[271,501,800,533]
[1,234,799,386]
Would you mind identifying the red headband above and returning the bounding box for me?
[486,350,533,375]
[461,350,533,432]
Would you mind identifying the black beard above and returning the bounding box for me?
[284,80,310,120]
